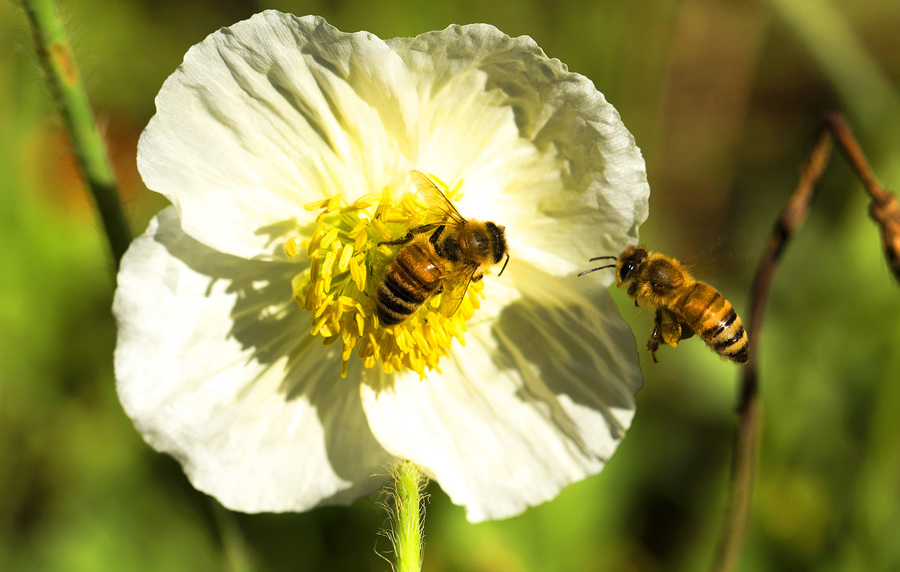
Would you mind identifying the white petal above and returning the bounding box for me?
[114,207,394,512]
[391,24,650,276]
[138,11,420,260]
[360,262,641,522]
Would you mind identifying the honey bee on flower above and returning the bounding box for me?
[376,170,509,326]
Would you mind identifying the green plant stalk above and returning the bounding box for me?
[395,461,424,572]
[22,0,131,270]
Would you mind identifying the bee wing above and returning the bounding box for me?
[438,264,478,319]
[410,170,466,227]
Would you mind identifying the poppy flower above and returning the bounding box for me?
[115,11,649,522]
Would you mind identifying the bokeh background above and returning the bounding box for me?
[2,0,900,570]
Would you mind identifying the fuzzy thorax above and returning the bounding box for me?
[616,246,692,309]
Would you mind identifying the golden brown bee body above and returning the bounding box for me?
[377,242,446,326]
[581,245,749,363]
[376,171,509,326]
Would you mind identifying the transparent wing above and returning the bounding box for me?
[438,264,478,318]
[410,170,466,227]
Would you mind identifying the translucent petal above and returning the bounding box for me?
[115,207,394,511]
[138,12,420,260]
[391,24,650,277]
[360,262,641,522]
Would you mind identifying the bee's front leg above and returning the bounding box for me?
[647,308,664,363]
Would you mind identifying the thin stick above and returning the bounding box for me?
[824,113,900,282]
[824,113,889,203]
[710,130,832,572]
[22,0,132,270]
[712,113,899,571]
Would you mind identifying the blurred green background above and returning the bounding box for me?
[2,0,900,570]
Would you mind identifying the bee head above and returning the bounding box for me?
[616,245,648,287]
[486,222,508,264]
[461,221,507,266]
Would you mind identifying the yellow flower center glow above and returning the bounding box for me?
[285,178,483,379]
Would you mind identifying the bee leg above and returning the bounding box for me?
[660,323,682,348]
[647,309,664,363]
[658,309,690,348]
[380,223,439,246]
[380,234,412,246]
[647,337,661,363]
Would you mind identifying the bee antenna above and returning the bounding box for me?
[578,263,616,277]
[587,255,617,262]
[497,253,510,277]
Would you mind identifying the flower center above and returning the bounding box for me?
[285,177,483,379]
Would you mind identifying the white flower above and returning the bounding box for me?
[115,11,650,523]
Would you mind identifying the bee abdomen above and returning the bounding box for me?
[677,283,749,364]
[376,244,444,326]
[705,307,749,363]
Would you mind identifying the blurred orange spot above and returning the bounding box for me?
[29,116,146,220]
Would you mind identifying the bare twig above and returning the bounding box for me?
[824,113,900,282]
[713,113,898,572]
[710,130,832,572]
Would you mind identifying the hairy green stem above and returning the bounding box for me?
[22,0,131,270]
[394,461,424,572]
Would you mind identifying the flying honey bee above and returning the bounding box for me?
[579,245,749,363]
[375,170,510,326]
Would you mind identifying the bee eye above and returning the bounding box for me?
[621,262,636,280]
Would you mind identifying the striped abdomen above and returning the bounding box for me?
[376,242,445,326]
[671,282,749,363]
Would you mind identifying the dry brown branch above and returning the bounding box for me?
[824,113,900,282]
[711,113,896,572]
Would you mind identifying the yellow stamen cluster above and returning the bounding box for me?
[285,182,483,379]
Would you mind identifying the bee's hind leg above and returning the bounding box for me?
[648,308,695,362]
[659,308,694,347]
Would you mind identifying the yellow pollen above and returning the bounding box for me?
[285,178,485,379]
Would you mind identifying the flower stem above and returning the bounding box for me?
[394,461,425,572]
[22,0,131,270]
